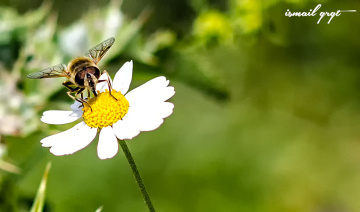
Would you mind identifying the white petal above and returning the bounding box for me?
[113,118,140,140]
[112,77,175,139]
[41,122,97,156]
[131,102,174,119]
[41,110,83,125]
[112,61,133,94]
[125,76,175,104]
[112,102,174,140]
[97,126,119,159]
[71,101,84,111]
[96,72,113,93]
[122,104,163,131]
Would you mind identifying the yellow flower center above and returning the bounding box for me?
[82,90,129,128]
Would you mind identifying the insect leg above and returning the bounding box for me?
[75,87,85,99]
[63,81,92,111]
[87,89,91,98]
[100,70,117,100]
[91,86,98,97]
[62,81,78,92]
[76,88,92,111]
[66,90,82,104]
[63,81,82,104]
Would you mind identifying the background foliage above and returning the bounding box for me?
[0,0,359,211]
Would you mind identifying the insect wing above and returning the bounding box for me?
[88,37,115,64]
[27,64,68,79]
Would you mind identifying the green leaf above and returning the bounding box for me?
[30,162,51,212]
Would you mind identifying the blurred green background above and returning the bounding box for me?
[0,0,359,211]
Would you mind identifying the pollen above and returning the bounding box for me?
[82,90,129,128]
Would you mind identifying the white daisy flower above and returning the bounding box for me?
[40,61,175,160]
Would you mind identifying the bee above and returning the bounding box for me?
[27,37,116,105]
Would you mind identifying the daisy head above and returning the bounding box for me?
[40,61,175,159]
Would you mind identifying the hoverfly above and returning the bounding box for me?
[27,37,116,105]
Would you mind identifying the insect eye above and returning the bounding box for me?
[75,70,86,86]
[88,67,100,79]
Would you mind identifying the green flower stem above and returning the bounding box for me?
[119,140,155,212]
